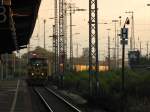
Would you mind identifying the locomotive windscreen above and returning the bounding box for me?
[29,58,48,66]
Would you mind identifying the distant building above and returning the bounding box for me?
[82,48,89,58]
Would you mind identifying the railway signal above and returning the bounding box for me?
[120,17,129,112]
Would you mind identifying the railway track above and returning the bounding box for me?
[34,87,82,112]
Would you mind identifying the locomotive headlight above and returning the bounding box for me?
[31,73,34,76]
[41,73,44,76]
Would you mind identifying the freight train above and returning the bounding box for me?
[27,55,49,86]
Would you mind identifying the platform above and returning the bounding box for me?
[0,80,33,112]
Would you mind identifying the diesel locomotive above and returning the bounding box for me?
[27,56,49,85]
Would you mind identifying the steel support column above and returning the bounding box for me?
[59,0,66,87]
[89,0,99,96]
[63,2,67,72]
[54,0,59,76]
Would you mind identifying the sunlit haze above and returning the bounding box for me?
[24,0,150,60]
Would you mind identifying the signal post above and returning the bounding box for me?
[120,17,129,112]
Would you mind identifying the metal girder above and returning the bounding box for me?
[89,0,99,95]
[59,0,66,87]
[53,25,59,76]
[54,0,59,76]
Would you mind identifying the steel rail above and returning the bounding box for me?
[34,88,54,112]
[45,87,82,112]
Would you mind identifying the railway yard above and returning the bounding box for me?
[1,0,150,111]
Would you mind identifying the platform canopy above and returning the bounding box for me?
[0,0,41,54]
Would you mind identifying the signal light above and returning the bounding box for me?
[31,73,34,76]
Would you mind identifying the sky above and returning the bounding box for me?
[25,0,150,60]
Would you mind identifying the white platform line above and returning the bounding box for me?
[10,80,20,112]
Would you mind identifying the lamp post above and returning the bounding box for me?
[112,20,119,69]
[71,32,80,61]
[117,16,122,68]
[106,28,111,70]
[73,34,81,64]
[146,41,149,59]
[147,4,150,58]
[67,3,86,72]
[69,4,73,71]
[43,19,46,49]
[74,42,81,67]
[99,22,111,70]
